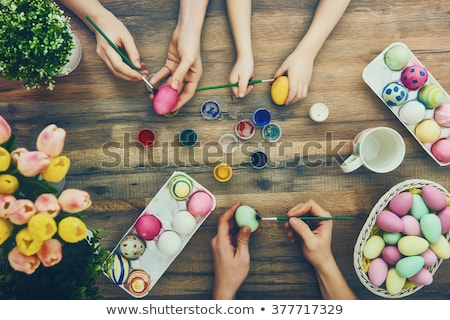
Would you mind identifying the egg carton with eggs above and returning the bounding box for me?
[353,179,450,298]
[103,171,216,298]
[363,42,450,166]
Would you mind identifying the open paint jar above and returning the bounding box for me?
[213,163,233,182]
[250,150,268,169]
[137,128,156,147]
[179,128,199,147]
[262,123,282,142]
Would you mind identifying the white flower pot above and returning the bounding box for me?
[56,31,82,76]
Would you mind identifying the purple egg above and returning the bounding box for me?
[389,192,413,216]
[376,210,403,233]
[382,246,402,265]
[368,257,388,287]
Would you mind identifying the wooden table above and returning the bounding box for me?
[1,0,449,300]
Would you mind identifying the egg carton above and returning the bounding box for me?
[103,171,216,298]
[353,179,450,298]
[363,42,450,166]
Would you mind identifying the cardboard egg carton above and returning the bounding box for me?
[363,42,450,166]
[103,171,216,298]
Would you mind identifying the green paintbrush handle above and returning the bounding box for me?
[260,216,354,221]
[196,79,274,91]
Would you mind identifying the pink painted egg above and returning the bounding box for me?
[431,138,450,164]
[135,214,162,240]
[153,84,179,115]
[400,65,428,90]
[376,210,403,233]
[401,215,422,236]
[438,206,450,233]
[421,248,438,266]
[368,257,388,286]
[434,102,450,127]
[382,245,402,265]
[408,268,433,286]
[389,191,413,216]
[422,185,447,211]
[187,191,213,217]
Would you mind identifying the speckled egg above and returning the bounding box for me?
[400,65,428,90]
[389,192,413,216]
[431,138,450,163]
[421,185,447,211]
[271,76,289,105]
[398,101,426,125]
[415,119,441,143]
[434,102,450,127]
[418,84,445,109]
[384,45,410,71]
[120,234,146,260]
[382,82,408,107]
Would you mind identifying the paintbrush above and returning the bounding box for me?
[85,16,155,92]
[257,215,354,221]
[196,78,274,91]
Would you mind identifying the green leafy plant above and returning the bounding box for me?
[0,0,75,90]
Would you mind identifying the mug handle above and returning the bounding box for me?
[340,154,363,173]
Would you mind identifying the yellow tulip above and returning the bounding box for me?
[0,217,13,245]
[58,216,87,243]
[15,227,43,256]
[41,156,70,183]
[0,174,19,194]
[0,147,11,172]
[28,213,57,241]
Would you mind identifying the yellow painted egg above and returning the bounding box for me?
[271,76,289,105]
[415,119,441,143]
[363,235,385,259]
[429,235,450,259]
[386,267,406,295]
[397,236,429,256]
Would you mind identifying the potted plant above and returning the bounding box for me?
[0,0,82,90]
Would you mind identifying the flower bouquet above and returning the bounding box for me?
[0,0,78,90]
[0,116,108,299]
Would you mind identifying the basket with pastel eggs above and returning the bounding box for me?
[354,179,450,298]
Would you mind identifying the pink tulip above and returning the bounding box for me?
[8,247,41,274]
[0,116,12,145]
[37,238,62,267]
[35,193,61,218]
[16,150,50,177]
[8,199,36,225]
[36,124,66,157]
[58,189,92,213]
[0,194,16,218]
[10,147,29,165]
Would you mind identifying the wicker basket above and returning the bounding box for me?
[354,179,450,298]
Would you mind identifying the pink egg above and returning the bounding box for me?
[401,215,422,236]
[368,257,388,287]
[376,210,403,232]
[422,185,447,211]
[382,246,402,265]
[421,248,438,266]
[431,139,450,163]
[400,65,428,90]
[408,268,433,286]
[153,85,179,115]
[438,206,450,233]
[135,214,162,240]
[389,192,413,216]
[434,102,450,127]
[187,191,213,217]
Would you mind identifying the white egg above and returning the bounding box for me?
[157,231,182,255]
[172,210,197,235]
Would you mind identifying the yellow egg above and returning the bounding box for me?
[415,119,441,143]
[270,76,289,105]
[386,268,406,295]
[429,235,450,259]
[363,235,385,259]
[397,236,429,256]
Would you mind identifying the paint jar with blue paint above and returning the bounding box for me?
[250,150,268,169]
[179,128,199,147]
[262,122,282,142]
[252,108,271,127]
[201,99,221,120]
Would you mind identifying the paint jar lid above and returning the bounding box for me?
[235,119,256,140]
[218,133,239,154]
[201,100,221,120]
[262,122,282,142]
[309,103,329,122]
[179,128,199,147]
[213,163,233,182]
[137,128,156,147]
[252,108,271,127]
[250,151,268,169]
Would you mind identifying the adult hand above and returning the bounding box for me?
[211,202,252,299]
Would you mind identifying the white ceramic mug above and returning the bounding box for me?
[340,127,405,173]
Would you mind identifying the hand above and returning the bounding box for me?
[273,47,314,105]
[228,56,254,98]
[284,199,334,271]
[149,29,203,112]
[93,12,147,81]
[211,202,252,299]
